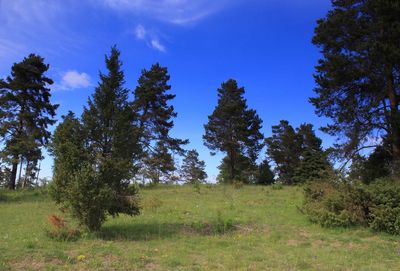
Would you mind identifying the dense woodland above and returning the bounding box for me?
[0,0,399,234]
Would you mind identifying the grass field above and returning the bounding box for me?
[0,185,399,270]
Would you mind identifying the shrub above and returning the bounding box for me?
[303,178,400,234]
[272,181,283,190]
[46,214,80,241]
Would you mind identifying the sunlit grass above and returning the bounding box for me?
[1,185,399,270]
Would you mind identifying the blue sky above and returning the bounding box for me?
[0,0,334,181]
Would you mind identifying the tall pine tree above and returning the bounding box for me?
[0,54,58,189]
[204,79,264,183]
[311,0,400,173]
[133,63,188,183]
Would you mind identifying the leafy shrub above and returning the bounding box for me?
[303,178,400,234]
[188,211,235,235]
[233,180,244,189]
[46,214,80,241]
[272,181,283,190]
[214,211,235,234]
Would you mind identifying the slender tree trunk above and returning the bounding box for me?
[18,157,23,187]
[9,155,18,190]
[228,149,236,183]
[387,67,400,175]
[22,161,30,189]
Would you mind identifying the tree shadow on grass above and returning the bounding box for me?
[97,220,238,241]
[97,222,184,241]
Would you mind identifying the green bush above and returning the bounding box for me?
[272,181,283,190]
[303,178,400,234]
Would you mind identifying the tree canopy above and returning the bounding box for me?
[311,0,400,172]
[204,79,263,183]
[0,54,58,189]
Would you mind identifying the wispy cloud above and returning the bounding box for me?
[0,0,85,65]
[102,0,230,25]
[54,70,91,91]
[135,24,147,40]
[134,24,166,52]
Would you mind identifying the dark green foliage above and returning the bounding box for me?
[51,47,140,231]
[266,121,330,184]
[181,149,207,184]
[133,63,188,183]
[0,54,58,189]
[140,142,176,184]
[217,154,257,184]
[256,160,274,185]
[81,46,140,218]
[303,179,400,235]
[311,0,400,167]
[204,79,263,183]
[49,112,88,204]
[349,145,393,184]
[265,121,301,184]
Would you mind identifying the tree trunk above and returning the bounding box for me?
[386,67,400,175]
[9,156,18,190]
[18,157,23,187]
[228,149,236,183]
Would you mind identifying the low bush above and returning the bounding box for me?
[303,178,400,234]
[271,181,283,190]
[46,214,81,241]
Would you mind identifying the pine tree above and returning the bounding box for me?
[266,121,330,184]
[311,0,400,172]
[0,54,58,189]
[204,79,264,183]
[265,120,301,184]
[181,149,207,184]
[256,160,275,185]
[140,142,176,184]
[133,63,188,183]
[293,124,331,183]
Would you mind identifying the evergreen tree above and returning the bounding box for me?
[203,79,264,183]
[256,160,275,185]
[133,63,188,183]
[0,54,58,189]
[82,46,140,223]
[311,0,400,172]
[293,124,331,183]
[181,149,207,184]
[266,121,330,184]
[140,142,176,184]
[51,47,140,231]
[49,112,88,204]
[265,120,301,184]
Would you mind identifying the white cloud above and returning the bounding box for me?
[134,24,166,52]
[55,70,91,91]
[135,24,146,40]
[102,0,230,25]
[150,39,166,52]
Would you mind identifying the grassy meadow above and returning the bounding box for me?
[0,185,399,270]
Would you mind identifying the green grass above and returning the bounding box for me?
[0,185,399,270]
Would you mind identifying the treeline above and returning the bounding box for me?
[0,0,399,233]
